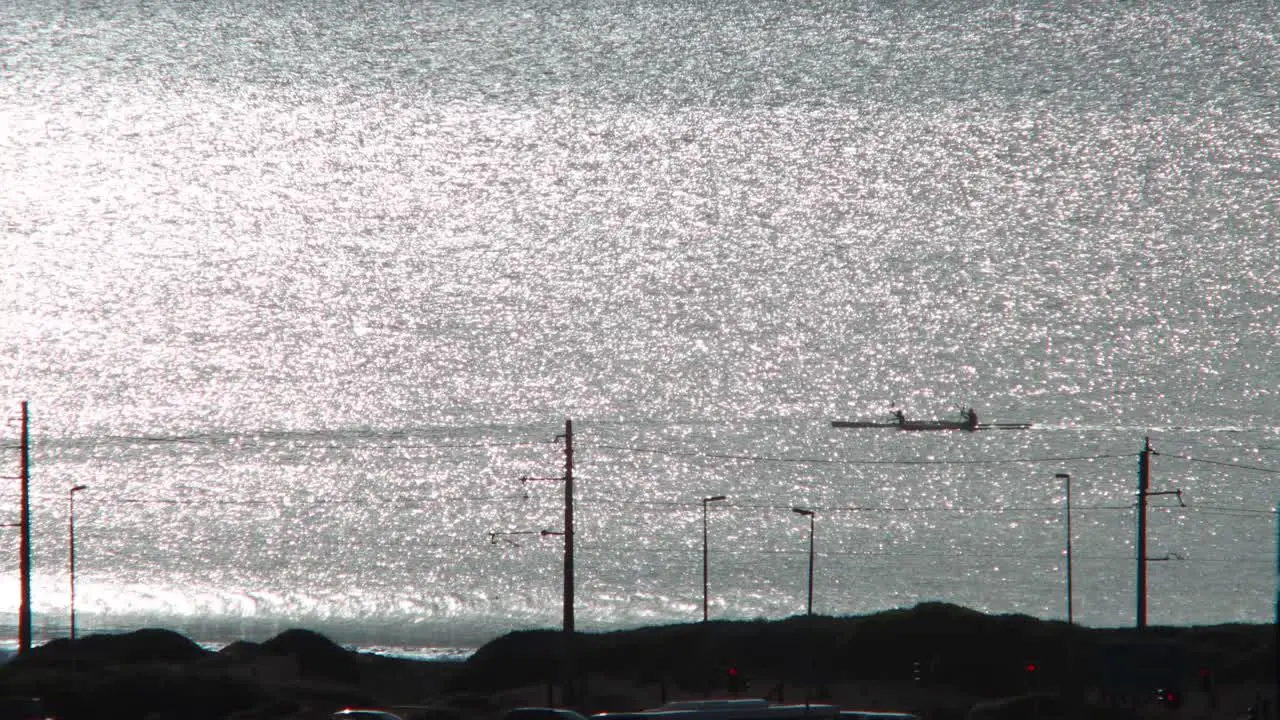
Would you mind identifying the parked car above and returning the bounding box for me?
[0,697,53,720]
[505,707,591,720]
[332,709,405,720]
[593,700,842,720]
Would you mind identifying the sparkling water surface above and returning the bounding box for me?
[2,0,1277,655]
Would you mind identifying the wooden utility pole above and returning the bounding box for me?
[1136,437,1183,631]
[1137,437,1150,630]
[562,419,578,705]
[519,419,577,705]
[18,401,31,654]
[563,418,574,637]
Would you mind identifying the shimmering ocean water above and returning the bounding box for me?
[2,0,1277,657]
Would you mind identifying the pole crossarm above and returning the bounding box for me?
[1146,489,1186,506]
[520,475,567,502]
[488,529,562,547]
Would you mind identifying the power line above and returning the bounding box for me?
[580,498,1144,514]
[1188,505,1279,517]
[566,544,1277,566]
[589,443,1133,466]
[1161,453,1280,475]
[9,488,1271,517]
[97,493,530,507]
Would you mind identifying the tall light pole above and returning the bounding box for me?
[792,508,815,616]
[701,495,727,622]
[792,507,818,704]
[1056,473,1073,625]
[69,484,87,641]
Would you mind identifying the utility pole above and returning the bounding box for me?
[19,401,31,655]
[1136,436,1182,631]
[560,418,576,706]
[520,419,576,705]
[1137,437,1150,630]
[563,418,574,638]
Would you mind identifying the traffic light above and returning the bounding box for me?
[1023,661,1038,690]
[1200,667,1218,708]
[727,666,745,695]
[1199,667,1215,693]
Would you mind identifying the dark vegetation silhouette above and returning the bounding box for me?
[0,603,1272,720]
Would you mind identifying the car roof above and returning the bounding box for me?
[332,710,404,720]
[505,708,591,720]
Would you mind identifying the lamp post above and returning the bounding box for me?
[1056,473,1073,625]
[701,495,727,622]
[69,484,87,642]
[792,507,818,704]
[792,508,815,616]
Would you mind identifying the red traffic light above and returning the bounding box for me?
[1199,667,1215,692]
[1024,663,1037,673]
[726,666,747,695]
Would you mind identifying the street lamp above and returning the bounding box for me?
[69,484,87,642]
[792,508,815,616]
[792,507,818,704]
[1056,473,1073,625]
[701,495,727,622]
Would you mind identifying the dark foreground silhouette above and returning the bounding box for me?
[0,603,1273,720]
